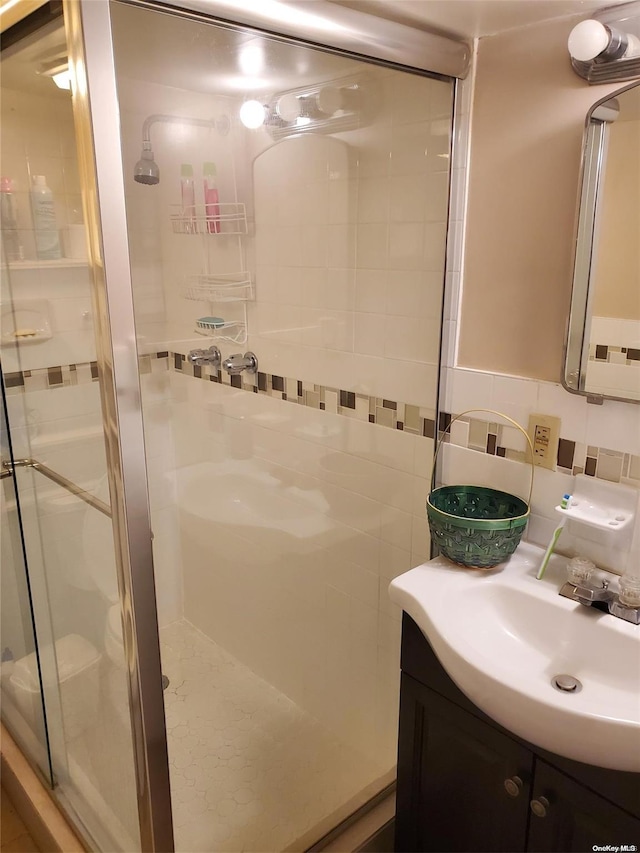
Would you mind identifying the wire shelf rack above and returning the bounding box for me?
[184,274,253,303]
[194,320,247,345]
[169,202,247,235]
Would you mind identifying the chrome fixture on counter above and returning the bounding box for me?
[187,345,221,368]
[559,574,640,625]
[222,351,258,375]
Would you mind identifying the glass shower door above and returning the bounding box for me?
[101,1,455,850]
[1,7,172,851]
[0,373,53,786]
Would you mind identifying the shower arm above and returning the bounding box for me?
[141,113,230,146]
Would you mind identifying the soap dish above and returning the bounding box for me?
[556,474,636,535]
[196,316,225,332]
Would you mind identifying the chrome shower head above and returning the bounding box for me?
[134,143,159,185]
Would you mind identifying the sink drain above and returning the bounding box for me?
[552,674,582,693]
[162,674,170,690]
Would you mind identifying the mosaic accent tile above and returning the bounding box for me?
[438,412,451,433]
[557,438,575,471]
[596,449,624,483]
[590,343,640,367]
[376,406,394,428]
[468,419,488,451]
[6,356,637,493]
[422,418,435,439]
[439,411,640,489]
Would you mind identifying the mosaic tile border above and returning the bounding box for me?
[589,343,640,367]
[439,412,640,489]
[5,356,639,489]
[167,351,437,438]
[4,361,100,392]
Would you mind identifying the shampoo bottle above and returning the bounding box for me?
[30,175,61,260]
[180,164,196,233]
[203,162,220,234]
[1,177,22,261]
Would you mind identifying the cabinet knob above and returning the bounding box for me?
[530,796,550,818]
[504,776,523,798]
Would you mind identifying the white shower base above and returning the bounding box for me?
[161,620,388,853]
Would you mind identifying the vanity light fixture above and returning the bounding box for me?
[568,8,640,83]
[239,100,266,129]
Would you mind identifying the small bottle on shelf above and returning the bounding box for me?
[203,162,220,234]
[0,177,22,261]
[30,175,61,260]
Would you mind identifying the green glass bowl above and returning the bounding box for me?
[426,485,529,569]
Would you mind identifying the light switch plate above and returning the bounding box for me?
[528,413,561,470]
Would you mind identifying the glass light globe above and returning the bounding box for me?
[239,100,266,129]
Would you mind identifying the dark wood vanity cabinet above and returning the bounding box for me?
[395,614,640,853]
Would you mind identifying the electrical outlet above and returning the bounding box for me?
[528,413,561,470]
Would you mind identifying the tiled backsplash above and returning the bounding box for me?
[439,365,640,571]
[7,354,639,495]
[439,409,640,489]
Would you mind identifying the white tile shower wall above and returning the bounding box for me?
[171,369,434,765]
[0,88,83,262]
[1,264,96,372]
[246,66,451,408]
[118,79,247,350]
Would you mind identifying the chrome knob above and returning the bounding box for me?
[504,776,523,798]
[222,351,258,375]
[187,345,220,368]
[530,796,549,818]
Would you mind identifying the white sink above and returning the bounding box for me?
[389,541,640,772]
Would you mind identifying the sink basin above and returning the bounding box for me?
[389,541,640,772]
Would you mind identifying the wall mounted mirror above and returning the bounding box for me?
[565,81,640,403]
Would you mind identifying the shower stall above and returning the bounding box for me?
[0,1,468,849]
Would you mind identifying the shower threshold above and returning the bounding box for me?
[160,620,387,853]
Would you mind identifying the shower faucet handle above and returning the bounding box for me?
[187,345,221,368]
[222,352,258,375]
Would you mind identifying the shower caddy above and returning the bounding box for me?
[170,201,252,345]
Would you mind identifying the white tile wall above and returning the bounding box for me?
[244,66,452,407]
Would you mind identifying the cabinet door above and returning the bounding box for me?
[395,674,533,852]
[528,760,640,853]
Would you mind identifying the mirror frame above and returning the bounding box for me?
[564,80,640,405]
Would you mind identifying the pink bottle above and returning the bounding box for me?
[203,162,220,234]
